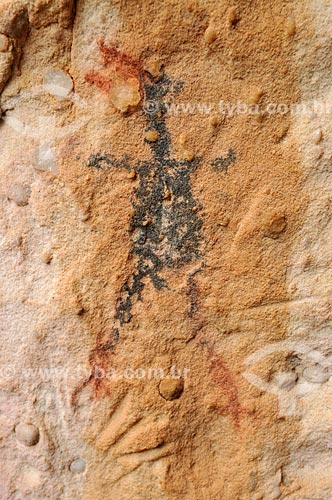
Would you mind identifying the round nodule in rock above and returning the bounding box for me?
[159,378,184,401]
[70,458,86,474]
[262,210,287,239]
[15,423,40,446]
[44,69,73,98]
[7,184,31,207]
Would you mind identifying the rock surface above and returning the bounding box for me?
[0,0,331,499]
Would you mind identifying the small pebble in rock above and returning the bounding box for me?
[42,250,53,264]
[7,184,31,206]
[145,129,159,142]
[286,17,296,37]
[179,134,187,144]
[109,76,140,113]
[79,213,90,222]
[0,34,9,52]
[15,423,40,446]
[164,188,171,200]
[44,69,73,97]
[183,150,195,162]
[248,89,263,105]
[255,112,264,123]
[209,116,219,127]
[70,458,86,474]
[159,378,184,400]
[228,7,239,27]
[143,60,162,79]
[313,128,322,144]
[218,217,229,227]
[76,306,85,316]
[262,211,287,238]
[128,170,136,179]
[204,26,217,44]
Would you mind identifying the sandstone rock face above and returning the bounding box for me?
[0,1,331,499]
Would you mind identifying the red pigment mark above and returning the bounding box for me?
[186,276,205,342]
[187,275,200,319]
[84,38,147,104]
[98,39,140,78]
[71,332,116,406]
[186,273,246,428]
[85,71,111,92]
[208,349,248,427]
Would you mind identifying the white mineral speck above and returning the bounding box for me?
[44,69,73,98]
[7,184,31,206]
[36,145,57,173]
[70,458,86,473]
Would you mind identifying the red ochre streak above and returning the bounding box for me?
[84,38,145,99]
[208,350,248,427]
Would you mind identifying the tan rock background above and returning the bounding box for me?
[0,1,331,499]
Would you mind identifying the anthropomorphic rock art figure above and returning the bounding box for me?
[0,1,318,498]
[85,40,236,358]
[71,41,245,498]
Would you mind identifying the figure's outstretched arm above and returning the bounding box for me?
[210,148,236,174]
[87,152,133,172]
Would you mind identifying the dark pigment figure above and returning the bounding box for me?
[87,60,235,351]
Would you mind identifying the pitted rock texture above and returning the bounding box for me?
[0,1,331,499]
